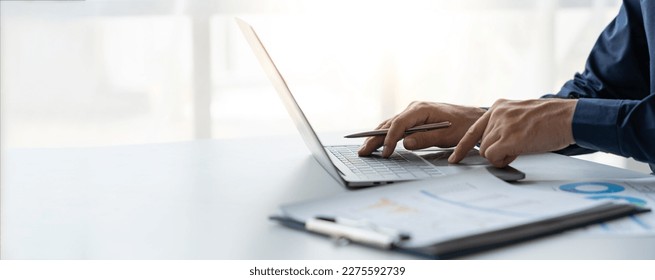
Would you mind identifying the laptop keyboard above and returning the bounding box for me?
[327,145,444,180]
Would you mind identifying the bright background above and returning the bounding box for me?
[1,0,650,172]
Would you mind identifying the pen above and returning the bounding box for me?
[304,216,410,249]
[344,121,452,138]
[316,216,411,241]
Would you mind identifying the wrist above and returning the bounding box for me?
[557,99,578,146]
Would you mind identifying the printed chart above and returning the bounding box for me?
[549,180,655,235]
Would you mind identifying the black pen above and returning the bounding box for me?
[344,121,451,138]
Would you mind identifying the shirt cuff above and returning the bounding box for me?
[572,98,623,154]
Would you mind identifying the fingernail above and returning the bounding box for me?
[448,153,456,162]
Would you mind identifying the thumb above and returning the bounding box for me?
[403,131,442,150]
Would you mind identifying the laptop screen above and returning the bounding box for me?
[236,18,345,185]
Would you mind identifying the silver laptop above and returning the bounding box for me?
[236,18,523,188]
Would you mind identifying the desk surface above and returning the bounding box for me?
[2,136,654,259]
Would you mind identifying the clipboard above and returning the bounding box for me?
[270,169,650,259]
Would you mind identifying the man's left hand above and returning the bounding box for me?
[448,98,578,167]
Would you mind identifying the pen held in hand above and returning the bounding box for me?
[344,121,452,138]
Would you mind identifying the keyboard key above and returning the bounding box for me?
[327,145,443,180]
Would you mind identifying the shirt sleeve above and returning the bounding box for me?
[573,96,655,164]
[550,0,655,165]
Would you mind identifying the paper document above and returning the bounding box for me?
[281,169,624,248]
[523,177,655,235]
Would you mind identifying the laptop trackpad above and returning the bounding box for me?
[416,149,487,166]
[415,149,525,182]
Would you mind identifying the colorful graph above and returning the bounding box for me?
[366,198,417,214]
[559,182,625,194]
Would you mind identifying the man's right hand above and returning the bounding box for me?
[357,101,487,157]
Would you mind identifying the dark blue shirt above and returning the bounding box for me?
[549,0,654,172]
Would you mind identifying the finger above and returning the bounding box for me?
[382,112,422,157]
[478,130,500,159]
[448,111,490,163]
[484,142,518,167]
[374,118,391,129]
[498,155,518,168]
[403,129,449,150]
[357,136,385,156]
[358,119,392,156]
[488,154,518,168]
[477,112,501,158]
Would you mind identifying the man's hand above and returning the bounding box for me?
[448,98,577,167]
[358,102,487,157]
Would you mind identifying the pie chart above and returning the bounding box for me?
[559,182,625,194]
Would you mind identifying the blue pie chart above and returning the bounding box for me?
[559,182,625,194]
[586,195,647,207]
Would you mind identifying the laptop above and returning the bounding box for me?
[236,18,524,188]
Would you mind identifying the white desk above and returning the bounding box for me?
[2,136,654,259]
